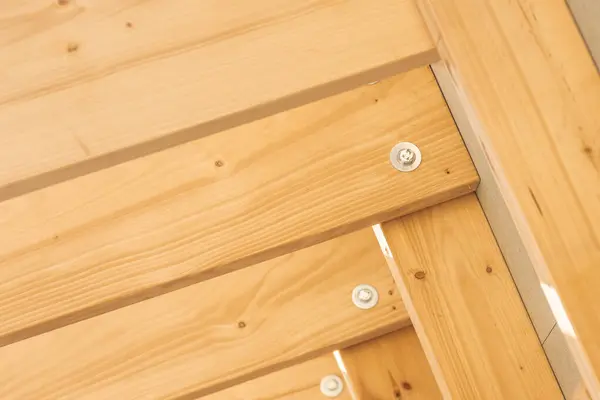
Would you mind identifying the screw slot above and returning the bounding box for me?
[390,142,421,172]
[352,284,379,310]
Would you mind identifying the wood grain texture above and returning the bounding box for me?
[380,195,562,399]
[0,68,477,346]
[340,327,441,399]
[0,0,437,199]
[431,62,557,342]
[0,228,408,399]
[418,0,600,393]
[203,354,351,400]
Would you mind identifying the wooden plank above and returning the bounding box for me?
[378,195,562,399]
[339,327,441,399]
[417,0,600,394]
[203,354,351,400]
[0,68,477,346]
[0,228,409,399]
[431,62,556,342]
[0,0,437,200]
[433,61,573,398]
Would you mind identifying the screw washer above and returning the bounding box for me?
[320,375,344,397]
[352,284,379,310]
[390,142,422,172]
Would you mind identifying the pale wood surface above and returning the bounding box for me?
[418,0,600,394]
[380,195,562,399]
[203,354,351,400]
[0,0,436,199]
[0,228,408,399]
[432,62,556,342]
[340,327,441,399]
[0,68,477,346]
[434,60,578,397]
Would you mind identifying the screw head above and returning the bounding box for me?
[390,142,421,172]
[352,284,379,310]
[357,288,373,302]
[398,148,416,165]
[320,375,344,397]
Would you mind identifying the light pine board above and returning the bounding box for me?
[0,228,408,399]
[0,0,437,199]
[340,327,441,399]
[379,195,562,399]
[433,59,590,399]
[417,0,600,394]
[0,68,478,346]
[431,61,556,342]
[203,354,351,400]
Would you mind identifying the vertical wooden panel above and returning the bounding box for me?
[418,0,600,393]
[340,327,441,399]
[379,194,562,399]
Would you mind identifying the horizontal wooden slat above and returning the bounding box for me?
[203,354,351,400]
[0,228,408,399]
[0,0,437,199]
[340,327,441,399]
[379,195,561,398]
[0,67,478,346]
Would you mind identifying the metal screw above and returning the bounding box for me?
[352,284,379,310]
[398,148,416,165]
[357,288,373,302]
[320,375,344,397]
[390,142,421,172]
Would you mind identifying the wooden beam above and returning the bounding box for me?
[0,228,408,399]
[0,68,477,346]
[417,0,600,394]
[378,195,562,399]
[0,0,437,200]
[339,327,441,399]
[203,354,350,400]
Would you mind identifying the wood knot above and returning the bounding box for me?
[414,271,426,280]
[214,160,224,167]
[67,42,79,53]
[237,321,246,329]
[402,381,412,390]
[486,266,493,273]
